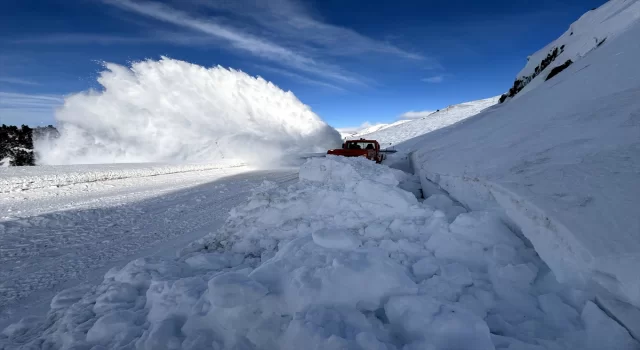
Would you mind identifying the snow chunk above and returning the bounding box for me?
[250,236,416,313]
[146,277,207,322]
[103,257,190,292]
[385,295,495,350]
[411,256,440,281]
[312,228,361,250]
[449,211,523,248]
[538,293,580,331]
[581,301,639,350]
[424,194,467,222]
[491,263,539,289]
[93,282,139,315]
[86,310,143,346]
[207,272,268,308]
[300,155,408,187]
[184,253,239,271]
[440,263,474,287]
[282,306,379,350]
[50,284,93,310]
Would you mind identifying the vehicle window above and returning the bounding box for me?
[346,142,375,149]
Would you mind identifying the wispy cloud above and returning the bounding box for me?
[196,0,424,60]
[253,65,346,92]
[422,75,444,83]
[0,92,63,125]
[12,32,216,47]
[103,0,366,86]
[398,110,436,120]
[0,77,40,86]
[12,33,148,45]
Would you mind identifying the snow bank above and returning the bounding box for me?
[412,0,640,328]
[356,96,499,149]
[4,156,635,349]
[35,57,341,166]
[0,161,244,193]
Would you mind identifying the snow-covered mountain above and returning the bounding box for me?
[411,0,640,337]
[356,96,500,148]
[501,0,640,102]
[337,119,412,140]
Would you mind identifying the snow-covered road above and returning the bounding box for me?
[0,166,298,330]
[1,157,637,349]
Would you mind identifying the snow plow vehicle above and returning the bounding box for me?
[327,139,394,164]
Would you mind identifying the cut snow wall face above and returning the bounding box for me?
[35,57,342,166]
[410,0,640,335]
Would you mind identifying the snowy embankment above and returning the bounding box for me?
[0,161,245,193]
[411,0,640,337]
[356,96,499,149]
[35,57,341,166]
[3,156,636,349]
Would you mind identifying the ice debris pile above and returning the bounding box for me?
[2,156,637,349]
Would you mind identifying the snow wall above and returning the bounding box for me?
[35,57,342,166]
[411,0,640,337]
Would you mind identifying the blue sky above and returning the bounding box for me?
[1,0,605,129]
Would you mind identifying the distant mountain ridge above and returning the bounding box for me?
[354,96,500,148]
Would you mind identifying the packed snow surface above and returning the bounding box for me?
[0,163,297,331]
[0,161,244,193]
[3,156,636,349]
[35,57,341,166]
[355,96,499,149]
[412,0,640,325]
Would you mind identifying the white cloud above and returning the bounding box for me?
[103,0,366,86]
[0,77,40,86]
[398,110,436,120]
[253,65,346,92]
[422,75,444,83]
[0,92,63,125]
[12,32,216,46]
[197,0,424,60]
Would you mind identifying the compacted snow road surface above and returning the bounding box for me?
[0,166,298,329]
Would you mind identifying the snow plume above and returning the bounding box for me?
[35,57,341,166]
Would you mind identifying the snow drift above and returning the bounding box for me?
[3,157,636,349]
[410,0,640,334]
[35,57,341,166]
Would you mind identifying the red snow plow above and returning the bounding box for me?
[327,139,395,164]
